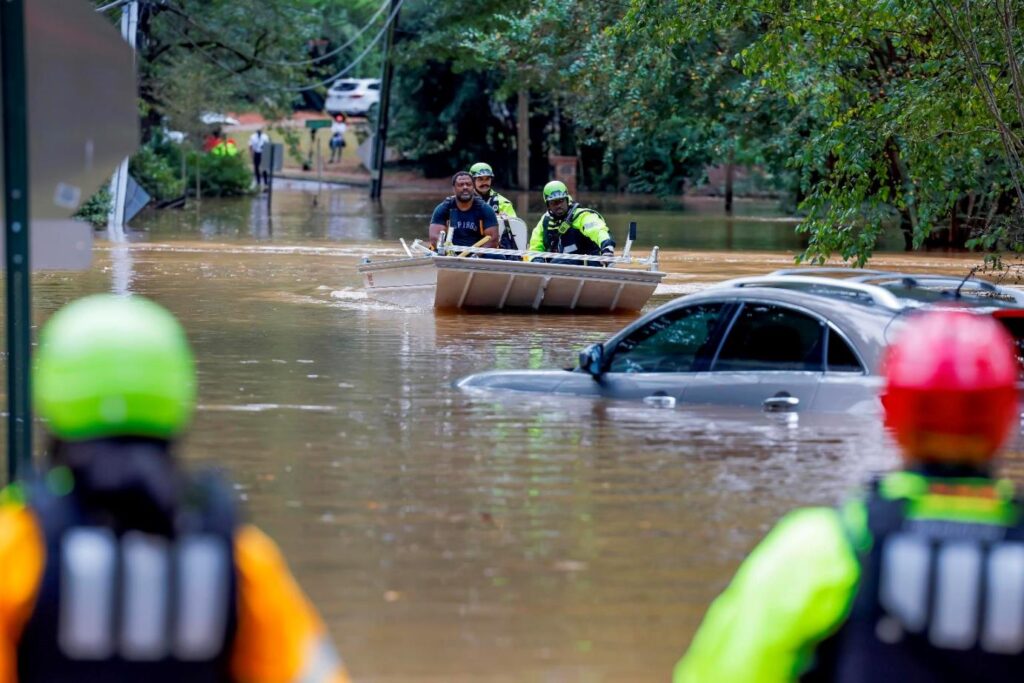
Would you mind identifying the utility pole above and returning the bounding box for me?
[106,0,138,239]
[369,0,400,200]
[1,0,32,481]
[516,90,529,191]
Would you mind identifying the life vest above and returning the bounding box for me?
[806,478,1024,682]
[541,204,604,255]
[17,471,239,683]
[442,196,489,247]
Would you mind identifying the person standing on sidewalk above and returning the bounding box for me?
[248,129,271,189]
[329,115,347,164]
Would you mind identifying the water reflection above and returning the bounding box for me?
[135,186,918,253]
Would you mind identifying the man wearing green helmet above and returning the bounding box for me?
[528,180,615,265]
[0,294,351,683]
[468,162,516,219]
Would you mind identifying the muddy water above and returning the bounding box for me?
[21,188,1021,682]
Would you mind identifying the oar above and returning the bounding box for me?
[457,235,492,257]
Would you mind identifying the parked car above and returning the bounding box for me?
[325,78,380,117]
[456,269,1024,413]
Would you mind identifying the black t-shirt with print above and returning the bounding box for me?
[431,197,498,246]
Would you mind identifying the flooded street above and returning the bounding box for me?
[19,187,1022,682]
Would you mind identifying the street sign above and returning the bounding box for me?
[1,0,139,481]
[305,119,333,130]
[258,143,285,173]
[12,0,139,223]
[0,220,91,270]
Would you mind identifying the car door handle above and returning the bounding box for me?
[643,392,677,408]
[763,393,799,412]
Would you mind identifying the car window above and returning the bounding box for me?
[368,82,381,90]
[826,329,863,373]
[333,83,358,92]
[713,303,824,372]
[607,304,728,373]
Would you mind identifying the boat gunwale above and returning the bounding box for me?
[358,255,666,284]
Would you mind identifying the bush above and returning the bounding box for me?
[73,185,112,227]
[185,150,253,197]
[130,145,185,201]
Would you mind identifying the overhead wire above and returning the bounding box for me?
[112,0,403,94]
[95,0,132,13]
[252,0,392,68]
[289,0,404,92]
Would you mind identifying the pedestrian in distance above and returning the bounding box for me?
[528,180,614,266]
[674,309,1024,683]
[329,114,347,164]
[248,128,271,189]
[428,170,499,252]
[0,294,351,683]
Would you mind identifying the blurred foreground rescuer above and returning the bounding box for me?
[675,310,1024,682]
[0,294,350,683]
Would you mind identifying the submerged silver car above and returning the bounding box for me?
[457,269,1024,413]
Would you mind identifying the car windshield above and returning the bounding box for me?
[332,82,358,92]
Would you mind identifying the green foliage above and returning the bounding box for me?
[186,151,252,197]
[130,143,185,202]
[619,0,1024,264]
[73,186,112,227]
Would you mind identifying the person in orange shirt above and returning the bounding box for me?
[0,294,350,683]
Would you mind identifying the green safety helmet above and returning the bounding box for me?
[542,180,571,203]
[34,294,197,442]
[469,162,494,178]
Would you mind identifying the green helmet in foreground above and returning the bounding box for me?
[35,294,196,442]
[469,162,494,178]
[542,180,570,203]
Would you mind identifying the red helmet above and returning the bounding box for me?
[882,310,1019,465]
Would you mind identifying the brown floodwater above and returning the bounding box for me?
[14,186,1024,682]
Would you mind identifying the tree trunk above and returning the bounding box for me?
[517,90,529,191]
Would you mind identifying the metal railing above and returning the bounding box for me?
[400,233,662,271]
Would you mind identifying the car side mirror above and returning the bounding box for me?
[578,344,604,378]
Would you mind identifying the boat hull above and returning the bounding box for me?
[358,256,664,312]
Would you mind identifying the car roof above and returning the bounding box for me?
[332,78,380,86]
[621,270,1024,374]
[716,268,1024,311]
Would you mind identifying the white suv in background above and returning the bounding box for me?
[325,78,381,117]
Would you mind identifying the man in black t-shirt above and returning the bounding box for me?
[429,171,499,250]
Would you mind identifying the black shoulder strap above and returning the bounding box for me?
[178,468,238,538]
[864,475,907,538]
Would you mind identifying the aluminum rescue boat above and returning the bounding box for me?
[358,220,665,312]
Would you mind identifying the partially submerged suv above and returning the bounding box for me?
[456,269,1024,413]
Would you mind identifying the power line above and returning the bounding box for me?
[95,0,132,13]
[122,0,404,96]
[253,0,392,68]
[291,0,404,92]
